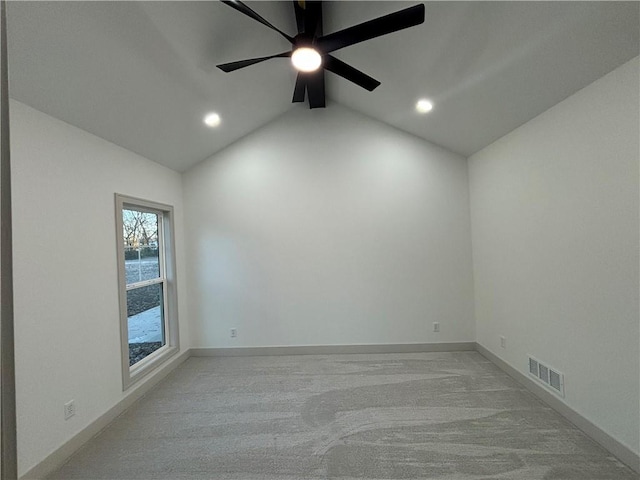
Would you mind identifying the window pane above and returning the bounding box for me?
[127,282,165,366]
[123,209,160,284]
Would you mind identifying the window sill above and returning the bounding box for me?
[124,344,179,390]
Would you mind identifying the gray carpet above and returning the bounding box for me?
[48,352,638,479]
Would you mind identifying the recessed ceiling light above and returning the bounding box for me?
[291,48,322,72]
[416,99,433,113]
[204,112,221,127]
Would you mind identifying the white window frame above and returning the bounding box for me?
[115,194,179,390]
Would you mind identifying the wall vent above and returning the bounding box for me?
[527,355,564,397]
[528,357,539,376]
[539,364,549,384]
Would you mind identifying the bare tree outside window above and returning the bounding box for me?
[123,209,158,248]
[122,209,160,283]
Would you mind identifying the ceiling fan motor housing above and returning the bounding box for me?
[294,34,316,50]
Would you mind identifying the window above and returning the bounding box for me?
[115,194,179,389]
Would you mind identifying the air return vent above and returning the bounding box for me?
[529,357,539,376]
[539,364,549,384]
[528,355,564,397]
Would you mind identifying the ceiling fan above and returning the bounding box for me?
[216,1,425,109]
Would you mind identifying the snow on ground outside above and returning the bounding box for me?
[128,306,163,344]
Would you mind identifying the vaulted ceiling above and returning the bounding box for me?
[7,1,639,172]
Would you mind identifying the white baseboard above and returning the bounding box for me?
[475,343,639,474]
[190,342,477,357]
[19,348,191,480]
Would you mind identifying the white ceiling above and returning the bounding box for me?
[7,1,639,172]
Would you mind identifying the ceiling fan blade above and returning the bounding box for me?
[324,55,381,91]
[221,1,295,44]
[316,4,425,54]
[306,69,325,108]
[217,51,291,73]
[292,73,306,102]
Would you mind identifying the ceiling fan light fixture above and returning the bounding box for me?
[203,112,221,127]
[416,99,433,113]
[291,47,322,72]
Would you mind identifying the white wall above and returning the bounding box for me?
[10,100,190,475]
[183,104,475,348]
[469,57,639,454]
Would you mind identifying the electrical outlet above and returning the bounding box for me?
[433,322,440,333]
[500,336,506,349]
[64,400,76,420]
[230,328,237,338]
